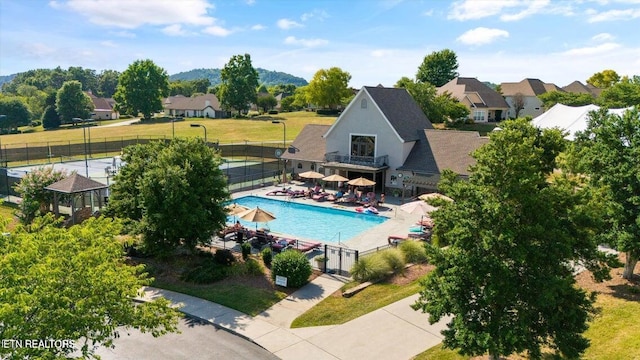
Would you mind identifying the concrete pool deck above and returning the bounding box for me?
[210,182,427,252]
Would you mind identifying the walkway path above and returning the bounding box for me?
[141,274,449,360]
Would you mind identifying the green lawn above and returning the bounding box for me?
[2,111,337,147]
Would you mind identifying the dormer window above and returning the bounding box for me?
[361,99,367,109]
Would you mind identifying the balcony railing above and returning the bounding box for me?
[325,153,388,168]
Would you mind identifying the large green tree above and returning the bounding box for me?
[571,107,640,279]
[114,59,169,120]
[55,80,94,123]
[0,97,31,130]
[97,69,120,98]
[256,93,278,112]
[13,167,68,225]
[413,119,615,359]
[107,138,230,254]
[395,77,468,123]
[596,75,640,108]
[0,215,180,359]
[587,69,620,89]
[416,49,459,87]
[538,90,595,110]
[218,54,259,116]
[306,67,352,109]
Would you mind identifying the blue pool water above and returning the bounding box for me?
[230,196,387,243]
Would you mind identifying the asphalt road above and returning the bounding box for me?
[93,316,279,360]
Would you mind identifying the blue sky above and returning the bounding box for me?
[1,0,639,87]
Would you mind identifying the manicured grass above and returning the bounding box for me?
[151,279,288,317]
[290,273,427,328]
[1,111,336,147]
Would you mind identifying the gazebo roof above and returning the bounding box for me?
[44,173,108,194]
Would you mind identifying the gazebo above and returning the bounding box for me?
[44,173,109,225]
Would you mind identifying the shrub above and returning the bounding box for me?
[241,242,251,260]
[244,258,264,276]
[379,249,406,274]
[268,110,278,115]
[181,261,227,283]
[214,249,236,266]
[316,109,340,116]
[350,255,390,282]
[30,120,42,127]
[271,250,312,288]
[398,241,428,264]
[261,247,273,267]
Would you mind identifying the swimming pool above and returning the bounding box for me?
[230,196,387,243]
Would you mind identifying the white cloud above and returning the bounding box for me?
[562,42,621,55]
[422,9,434,16]
[500,0,550,21]
[449,0,569,21]
[457,27,509,45]
[60,0,215,29]
[245,0,255,4]
[592,32,615,42]
[301,9,329,22]
[277,18,303,29]
[20,42,56,57]
[284,36,328,47]
[110,30,136,38]
[162,24,188,36]
[48,0,62,9]
[371,49,394,57]
[100,40,117,47]
[202,25,232,37]
[251,24,266,30]
[587,8,640,22]
[448,0,520,20]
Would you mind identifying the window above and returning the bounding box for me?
[350,135,375,157]
[297,163,302,169]
[310,163,315,170]
[361,99,367,109]
[473,110,485,121]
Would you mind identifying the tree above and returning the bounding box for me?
[395,77,468,123]
[413,119,615,359]
[97,69,120,98]
[597,76,640,108]
[256,93,277,112]
[169,80,194,97]
[0,97,31,130]
[538,91,595,110]
[41,105,61,129]
[512,92,526,118]
[13,167,67,224]
[114,59,169,120]
[416,49,459,87]
[571,107,640,279]
[0,215,180,359]
[218,54,259,116]
[587,69,620,89]
[191,78,211,94]
[306,67,351,109]
[55,80,94,123]
[107,138,230,255]
[68,66,98,93]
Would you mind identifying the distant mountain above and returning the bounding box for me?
[0,74,17,89]
[169,68,308,87]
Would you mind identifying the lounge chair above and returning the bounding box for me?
[312,192,329,201]
[271,238,296,252]
[293,241,322,253]
[388,235,408,246]
[266,187,292,196]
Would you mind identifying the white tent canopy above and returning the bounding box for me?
[532,103,633,140]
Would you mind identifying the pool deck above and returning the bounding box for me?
[210,182,425,252]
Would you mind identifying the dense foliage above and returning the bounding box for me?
[55,80,94,122]
[414,119,616,359]
[271,250,312,288]
[306,67,352,109]
[0,97,31,129]
[218,54,260,116]
[114,59,169,120]
[416,49,459,87]
[169,67,308,87]
[106,138,230,255]
[0,216,180,359]
[570,107,640,279]
[395,77,469,123]
[538,90,595,110]
[13,167,67,225]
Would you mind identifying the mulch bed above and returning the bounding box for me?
[575,252,640,302]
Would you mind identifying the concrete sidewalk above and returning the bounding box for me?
[142,274,448,360]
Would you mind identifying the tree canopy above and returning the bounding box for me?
[13,167,68,225]
[394,77,468,123]
[306,67,352,109]
[106,138,230,255]
[413,119,615,359]
[0,215,180,359]
[570,107,640,279]
[538,90,595,110]
[218,54,260,116]
[416,49,459,87]
[55,80,94,123]
[0,97,31,129]
[587,69,620,89]
[114,59,169,120]
[596,75,640,108]
[257,93,278,112]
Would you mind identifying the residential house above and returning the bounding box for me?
[282,85,488,195]
[86,92,119,120]
[562,80,602,98]
[163,94,226,118]
[437,77,509,122]
[500,78,563,118]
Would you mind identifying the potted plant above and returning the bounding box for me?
[314,255,327,272]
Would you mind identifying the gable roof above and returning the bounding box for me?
[281,124,330,162]
[562,81,601,97]
[398,130,488,176]
[44,173,108,194]
[86,92,114,111]
[500,78,563,97]
[164,94,221,111]
[438,77,509,109]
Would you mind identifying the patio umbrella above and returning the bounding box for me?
[399,200,438,215]
[322,174,349,182]
[225,203,250,216]
[347,177,376,187]
[238,206,277,230]
[418,193,454,203]
[298,170,325,179]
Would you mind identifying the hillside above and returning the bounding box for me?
[169,68,308,87]
[0,74,17,88]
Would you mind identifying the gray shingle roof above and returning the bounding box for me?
[562,81,601,97]
[398,130,488,176]
[439,77,509,109]
[44,173,108,194]
[500,78,563,97]
[363,86,433,141]
[281,124,330,162]
[164,94,222,111]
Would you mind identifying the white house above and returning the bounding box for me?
[437,77,509,122]
[163,94,226,118]
[500,78,563,119]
